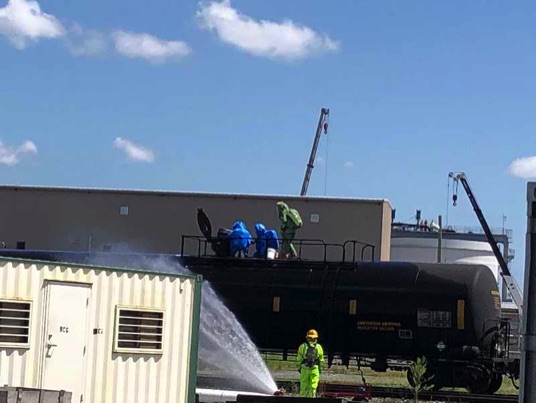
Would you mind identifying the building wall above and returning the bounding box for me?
[0,186,391,261]
[0,258,201,403]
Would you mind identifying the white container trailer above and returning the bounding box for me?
[0,257,202,403]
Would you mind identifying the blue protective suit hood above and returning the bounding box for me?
[232,221,247,231]
[255,223,267,237]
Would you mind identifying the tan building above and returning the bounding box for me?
[0,185,392,261]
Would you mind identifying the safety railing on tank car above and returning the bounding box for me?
[294,238,344,262]
[342,240,376,262]
[180,234,338,262]
[180,235,375,263]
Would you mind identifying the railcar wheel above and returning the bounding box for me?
[488,373,503,394]
[406,369,415,388]
[464,365,492,394]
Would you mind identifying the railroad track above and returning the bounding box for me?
[197,376,518,403]
[280,380,518,402]
[370,386,517,402]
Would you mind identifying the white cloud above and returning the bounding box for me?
[0,2,191,64]
[344,161,354,170]
[19,140,37,153]
[114,137,155,163]
[508,156,536,179]
[112,30,191,64]
[0,140,37,166]
[197,0,339,61]
[65,24,108,57]
[66,28,190,63]
[0,0,64,49]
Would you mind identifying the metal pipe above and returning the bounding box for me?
[196,388,271,403]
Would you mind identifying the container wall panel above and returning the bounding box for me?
[0,258,199,403]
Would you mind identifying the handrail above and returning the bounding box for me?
[180,235,375,263]
[342,240,376,262]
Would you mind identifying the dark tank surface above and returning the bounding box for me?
[179,257,501,362]
[0,250,501,363]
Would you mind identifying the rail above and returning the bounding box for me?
[342,240,376,262]
[180,235,376,263]
[197,377,518,402]
[284,381,517,402]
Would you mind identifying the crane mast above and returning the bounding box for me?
[449,172,523,314]
[300,108,330,196]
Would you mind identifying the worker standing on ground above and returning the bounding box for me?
[297,329,325,397]
[276,201,302,259]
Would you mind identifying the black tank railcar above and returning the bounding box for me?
[0,249,517,393]
[179,256,510,393]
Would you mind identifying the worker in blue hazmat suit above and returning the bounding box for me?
[227,221,252,257]
[276,201,303,259]
[265,229,279,256]
[254,223,268,258]
[254,223,280,258]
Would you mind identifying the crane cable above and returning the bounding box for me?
[446,175,450,227]
[446,175,461,229]
[452,177,459,206]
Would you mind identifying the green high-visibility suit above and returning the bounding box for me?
[296,341,325,397]
[276,201,302,259]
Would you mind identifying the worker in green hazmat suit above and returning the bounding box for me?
[276,201,303,259]
[297,329,325,397]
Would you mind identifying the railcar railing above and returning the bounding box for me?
[180,234,376,263]
[342,240,376,262]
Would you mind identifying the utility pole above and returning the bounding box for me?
[520,182,536,402]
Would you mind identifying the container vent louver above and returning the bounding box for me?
[115,307,164,353]
[0,300,31,346]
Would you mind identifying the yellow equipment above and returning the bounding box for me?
[306,329,319,339]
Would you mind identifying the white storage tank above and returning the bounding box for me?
[391,235,501,278]
[0,257,202,403]
[390,226,516,309]
[391,226,522,358]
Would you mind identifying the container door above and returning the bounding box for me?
[42,282,90,402]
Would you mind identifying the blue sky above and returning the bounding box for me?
[1,0,535,284]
